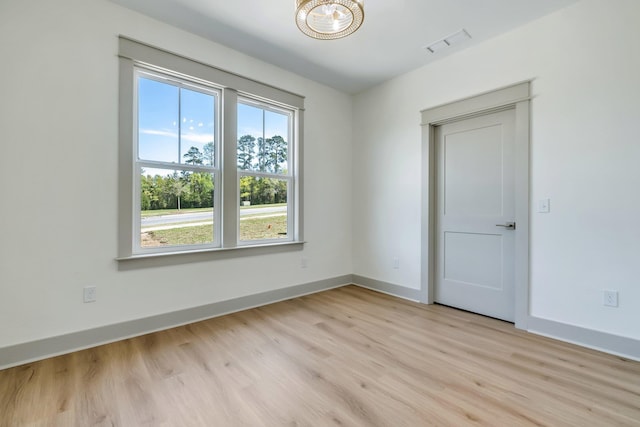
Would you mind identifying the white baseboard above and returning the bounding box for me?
[352,274,423,302]
[0,275,353,370]
[527,316,640,362]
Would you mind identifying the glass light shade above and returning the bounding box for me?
[296,0,364,40]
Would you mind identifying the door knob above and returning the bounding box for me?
[496,222,516,230]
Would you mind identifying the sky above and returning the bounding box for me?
[138,75,289,177]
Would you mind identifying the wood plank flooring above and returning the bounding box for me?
[1,285,639,426]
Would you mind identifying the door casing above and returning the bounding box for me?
[420,82,531,330]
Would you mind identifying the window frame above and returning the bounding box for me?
[236,96,295,246]
[133,68,222,254]
[117,37,304,260]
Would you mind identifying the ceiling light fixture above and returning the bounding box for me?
[295,0,364,40]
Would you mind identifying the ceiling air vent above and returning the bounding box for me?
[424,29,471,54]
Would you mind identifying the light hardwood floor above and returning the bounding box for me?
[1,285,639,426]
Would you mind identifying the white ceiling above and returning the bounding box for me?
[109,0,579,94]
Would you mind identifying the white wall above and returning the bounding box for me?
[0,0,353,347]
[353,0,640,339]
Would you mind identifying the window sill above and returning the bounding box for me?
[116,241,305,268]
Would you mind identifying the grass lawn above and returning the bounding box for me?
[142,215,287,246]
[240,215,287,240]
[143,225,214,246]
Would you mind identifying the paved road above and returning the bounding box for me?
[141,205,286,227]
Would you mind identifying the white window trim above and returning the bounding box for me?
[117,37,304,261]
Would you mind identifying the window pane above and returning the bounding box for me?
[239,176,288,241]
[237,103,289,174]
[237,103,261,171]
[264,110,289,174]
[140,167,215,248]
[180,88,216,166]
[138,77,179,163]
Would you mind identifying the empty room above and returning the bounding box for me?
[1,0,639,425]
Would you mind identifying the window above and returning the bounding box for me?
[136,70,221,252]
[118,38,303,258]
[237,100,293,243]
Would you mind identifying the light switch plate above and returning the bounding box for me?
[538,198,550,213]
[603,290,618,307]
[83,286,97,303]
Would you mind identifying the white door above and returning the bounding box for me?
[435,109,516,322]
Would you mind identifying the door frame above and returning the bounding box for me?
[420,82,531,329]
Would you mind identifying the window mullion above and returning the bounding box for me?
[222,88,238,248]
[238,170,290,179]
[138,160,217,174]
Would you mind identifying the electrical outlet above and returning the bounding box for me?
[300,257,308,269]
[393,257,400,269]
[83,286,97,303]
[603,290,618,307]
